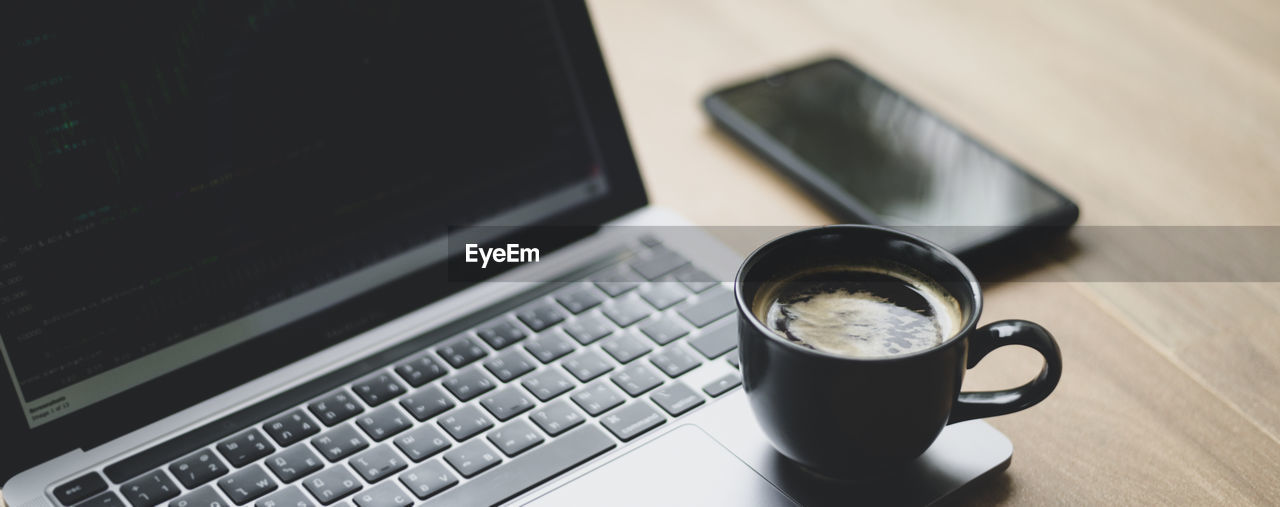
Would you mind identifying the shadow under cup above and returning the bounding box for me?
[734,225,1062,477]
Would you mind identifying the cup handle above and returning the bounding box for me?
[949,320,1063,424]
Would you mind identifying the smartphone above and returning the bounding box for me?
[703,56,1078,257]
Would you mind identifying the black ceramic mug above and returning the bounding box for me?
[735,225,1062,477]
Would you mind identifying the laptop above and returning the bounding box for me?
[2,1,1012,505]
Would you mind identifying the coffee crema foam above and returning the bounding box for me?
[752,264,963,358]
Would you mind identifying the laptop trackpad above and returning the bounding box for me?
[520,424,798,506]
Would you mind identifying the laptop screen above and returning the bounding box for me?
[2,0,643,440]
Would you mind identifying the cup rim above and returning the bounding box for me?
[734,224,984,363]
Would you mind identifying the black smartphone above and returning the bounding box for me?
[704,56,1078,257]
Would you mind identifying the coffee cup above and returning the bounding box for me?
[735,225,1062,477]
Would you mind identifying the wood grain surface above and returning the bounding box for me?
[585,0,1280,504]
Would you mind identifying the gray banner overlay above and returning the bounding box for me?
[449,226,1280,283]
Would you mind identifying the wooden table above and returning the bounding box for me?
[586,0,1280,504]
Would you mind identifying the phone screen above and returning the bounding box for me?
[711,59,1073,229]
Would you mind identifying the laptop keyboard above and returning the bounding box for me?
[54,240,744,507]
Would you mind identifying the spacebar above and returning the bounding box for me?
[433,424,617,506]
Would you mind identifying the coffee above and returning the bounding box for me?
[751,263,962,358]
[737,225,1063,474]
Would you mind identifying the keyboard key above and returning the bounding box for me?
[82,492,126,507]
[475,319,528,349]
[487,419,545,457]
[265,445,323,483]
[393,354,447,388]
[561,349,615,382]
[168,486,222,507]
[651,382,705,416]
[554,286,605,314]
[218,429,275,468]
[352,482,411,507]
[571,381,625,416]
[561,312,615,345]
[355,404,411,441]
[351,374,405,407]
[610,363,664,397]
[217,465,277,505]
[437,405,494,441]
[650,345,702,378]
[673,266,719,293]
[521,368,574,401]
[394,425,451,462]
[676,289,735,328]
[688,321,738,359]
[629,247,689,280]
[638,282,687,310]
[398,385,455,422]
[169,449,228,489]
[726,348,740,368]
[529,399,585,436]
[703,373,742,397]
[482,348,536,382]
[54,472,107,506]
[348,444,407,483]
[601,293,654,328]
[515,302,565,331]
[479,386,535,421]
[591,266,643,296]
[302,467,361,505]
[441,366,495,401]
[443,440,502,478]
[436,336,487,368]
[121,471,179,507]
[264,410,321,447]
[311,424,369,462]
[601,402,666,441]
[601,331,653,363]
[308,391,364,426]
[638,315,689,345]
[430,426,615,505]
[522,329,575,363]
[398,461,457,500]
[255,486,313,507]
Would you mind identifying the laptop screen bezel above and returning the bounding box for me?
[0,0,647,482]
